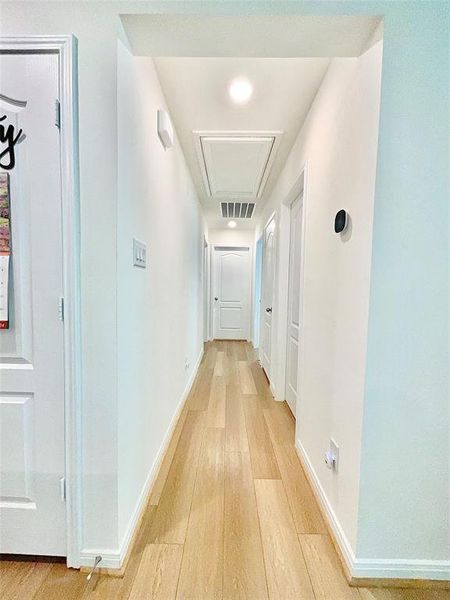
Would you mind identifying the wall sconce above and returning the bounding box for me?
[157,109,173,150]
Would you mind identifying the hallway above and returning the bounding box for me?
[0,2,448,592]
[1,341,447,600]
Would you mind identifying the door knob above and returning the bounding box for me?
[266,307,272,313]
[214,297,218,301]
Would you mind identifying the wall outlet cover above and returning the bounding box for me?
[330,438,339,472]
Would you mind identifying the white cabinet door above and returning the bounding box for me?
[213,247,251,340]
[285,195,303,416]
[0,53,66,555]
[260,216,276,377]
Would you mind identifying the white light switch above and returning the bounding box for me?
[133,238,147,268]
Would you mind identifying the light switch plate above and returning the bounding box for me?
[133,238,147,268]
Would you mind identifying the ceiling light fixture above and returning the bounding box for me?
[228,220,237,228]
[229,78,253,104]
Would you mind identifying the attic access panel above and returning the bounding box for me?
[194,132,282,200]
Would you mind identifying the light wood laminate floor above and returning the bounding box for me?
[1,341,448,599]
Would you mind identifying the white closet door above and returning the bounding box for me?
[0,52,66,555]
[213,247,251,340]
[260,216,276,377]
[285,195,303,416]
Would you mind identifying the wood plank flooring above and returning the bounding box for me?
[1,341,448,599]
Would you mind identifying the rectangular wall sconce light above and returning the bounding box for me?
[157,109,174,150]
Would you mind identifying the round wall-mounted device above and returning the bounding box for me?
[334,209,348,234]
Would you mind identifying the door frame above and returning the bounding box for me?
[272,162,308,407]
[0,35,82,568]
[211,244,253,341]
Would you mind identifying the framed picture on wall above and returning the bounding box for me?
[0,172,11,329]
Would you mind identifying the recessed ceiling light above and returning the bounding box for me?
[229,78,253,104]
[228,220,237,228]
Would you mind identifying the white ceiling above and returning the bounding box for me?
[122,15,381,58]
[154,57,330,228]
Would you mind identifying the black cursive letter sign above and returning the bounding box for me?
[0,115,23,170]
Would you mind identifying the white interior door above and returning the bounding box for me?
[203,240,209,342]
[0,53,66,555]
[285,194,303,416]
[260,215,276,377]
[213,247,251,340]
[253,236,263,348]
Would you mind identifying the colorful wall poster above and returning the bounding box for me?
[0,172,11,328]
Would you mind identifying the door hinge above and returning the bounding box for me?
[60,477,66,502]
[58,297,65,322]
[55,99,61,129]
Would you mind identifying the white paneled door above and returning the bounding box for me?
[260,215,276,377]
[285,195,303,416]
[213,247,251,340]
[0,53,66,554]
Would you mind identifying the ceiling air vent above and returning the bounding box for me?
[221,202,255,219]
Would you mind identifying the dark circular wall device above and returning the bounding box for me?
[334,209,348,233]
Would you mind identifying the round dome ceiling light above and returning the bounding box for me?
[228,220,237,228]
[229,78,253,104]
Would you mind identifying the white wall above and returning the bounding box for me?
[0,2,205,565]
[357,3,449,569]
[117,42,204,546]
[259,3,449,576]
[207,227,256,247]
[0,2,124,554]
[3,1,447,577]
[259,41,383,553]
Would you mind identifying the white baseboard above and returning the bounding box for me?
[295,440,356,573]
[80,348,204,571]
[269,381,285,402]
[295,440,450,582]
[351,558,450,581]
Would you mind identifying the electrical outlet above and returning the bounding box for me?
[325,439,339,472]
[184,358,190,370]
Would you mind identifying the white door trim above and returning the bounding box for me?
[0,35,82,568]
[272,162,308,405]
